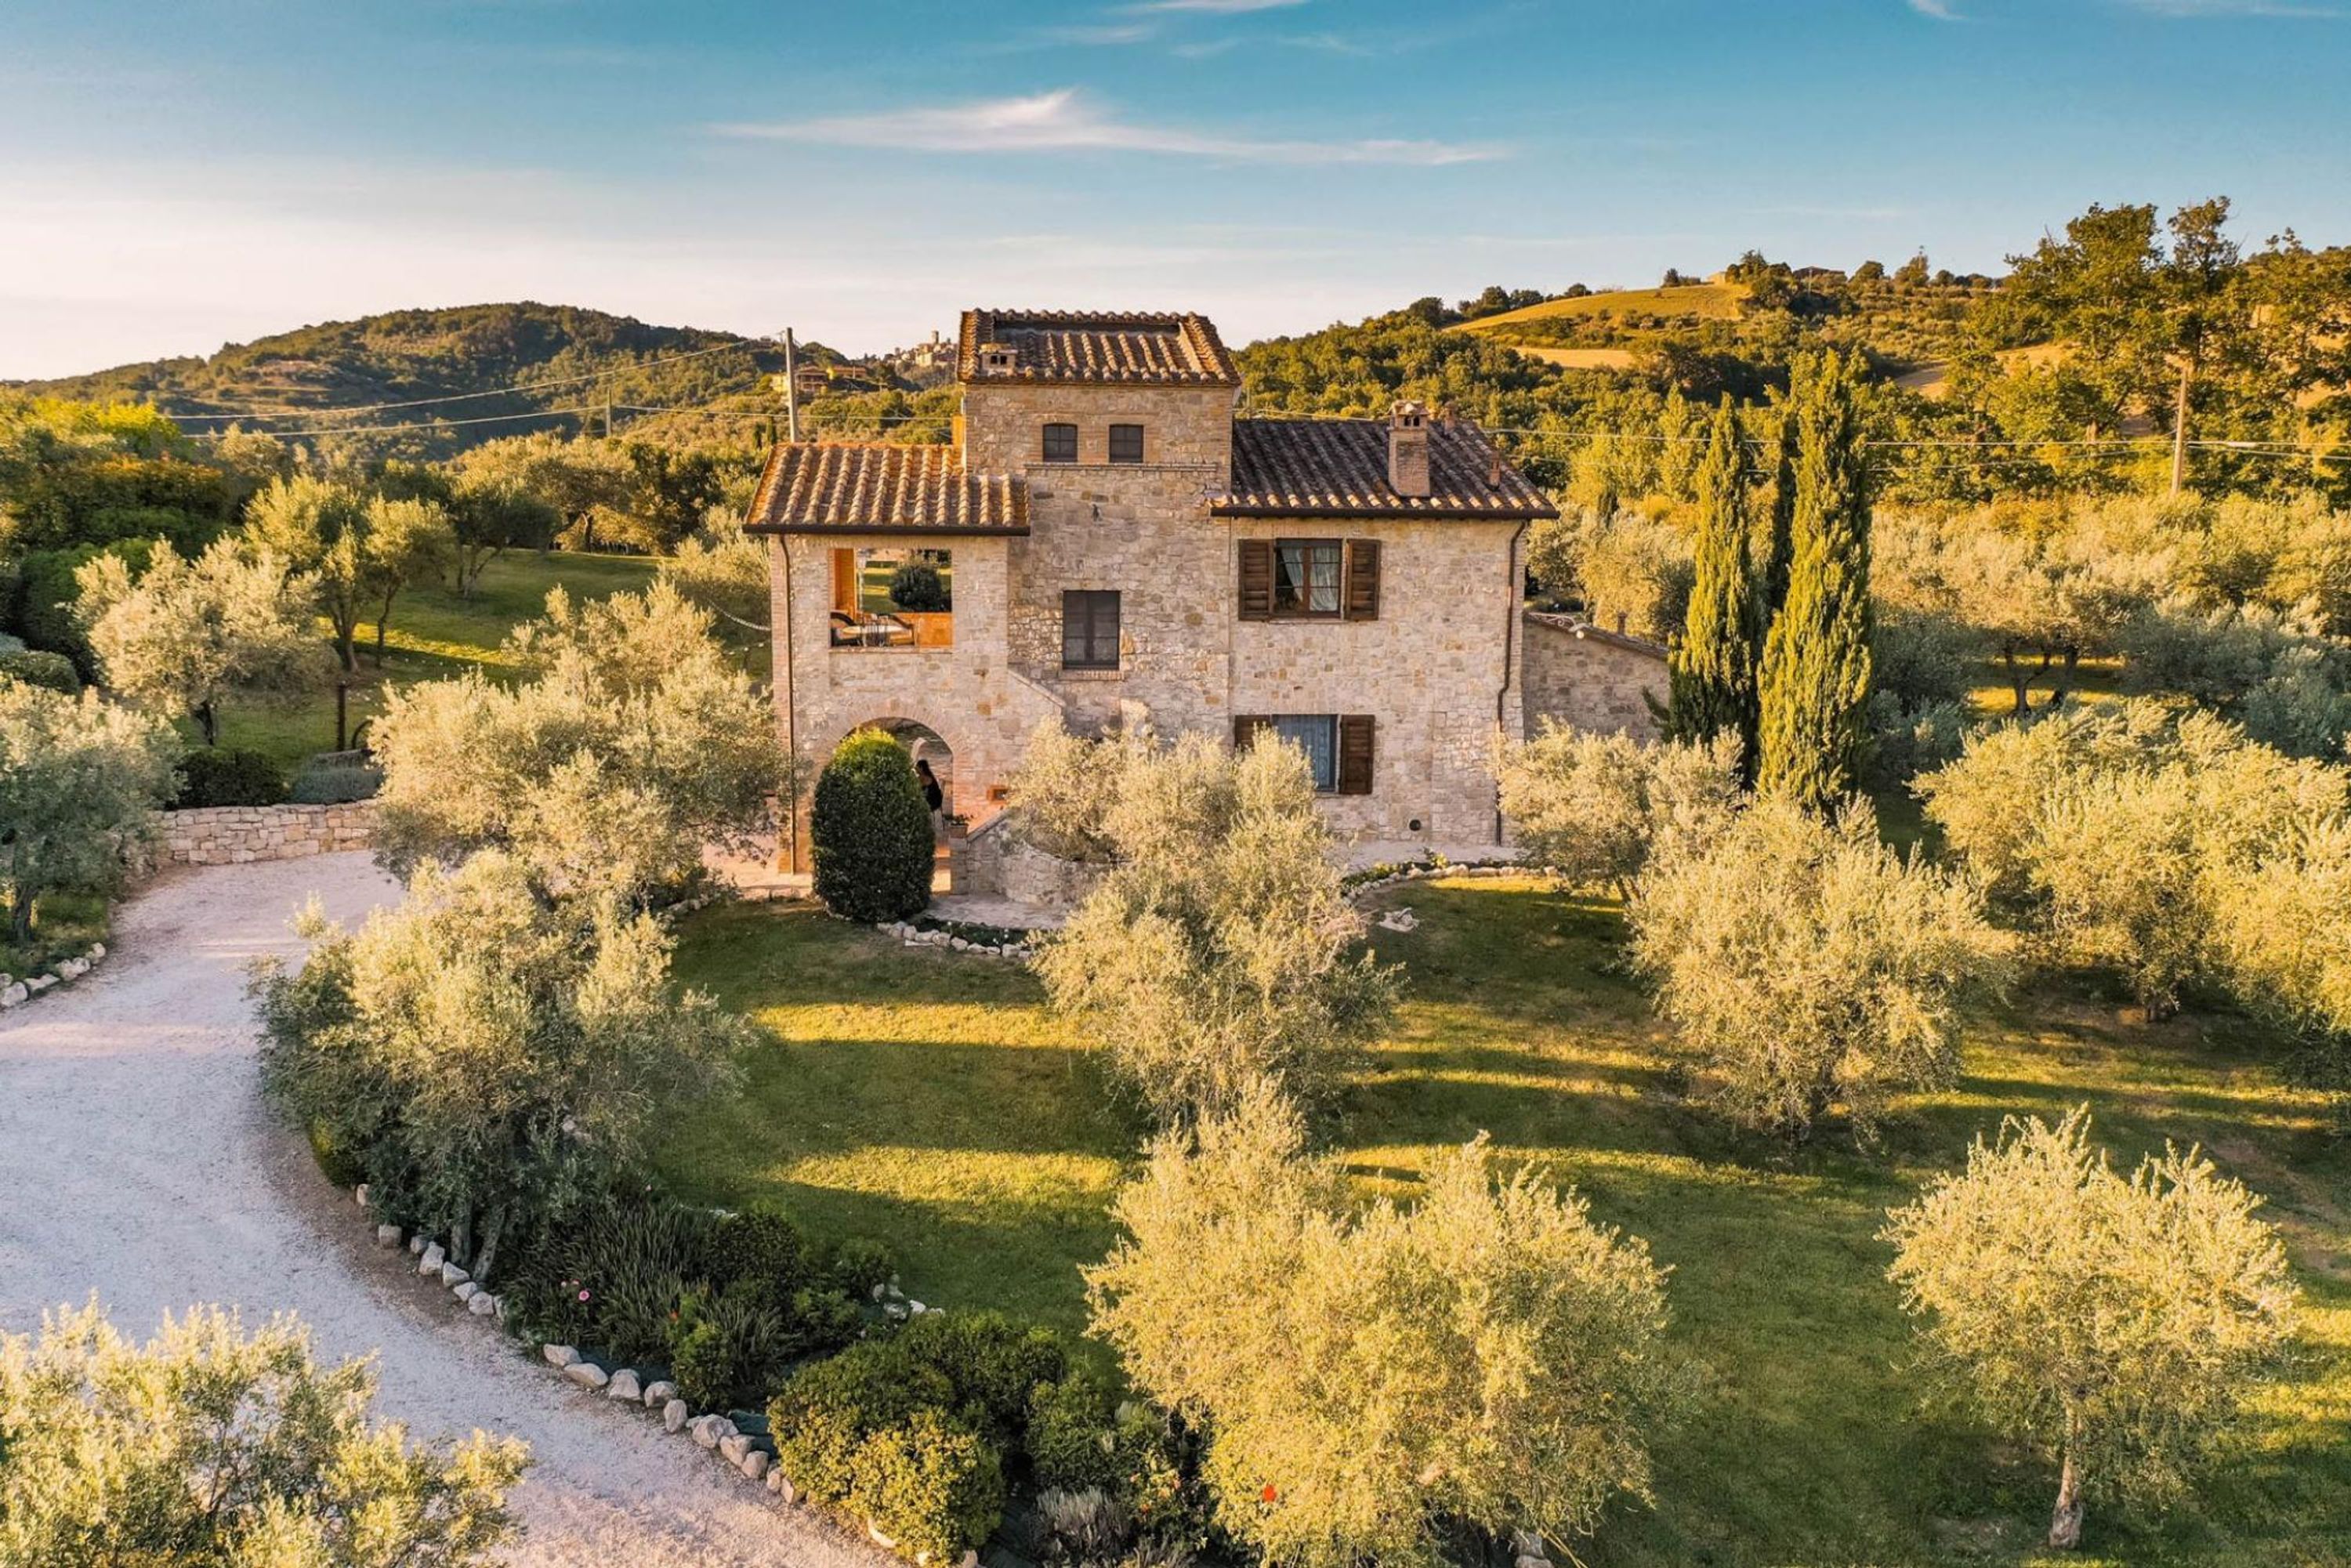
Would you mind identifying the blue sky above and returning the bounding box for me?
[2,0,2346,378]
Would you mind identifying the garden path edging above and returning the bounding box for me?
[0,940,109,1015]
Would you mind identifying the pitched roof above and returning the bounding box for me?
[958,310,1240,387]
[1522,610,1668,661]
[744,444,1027,536]
[1215,418,1559,520]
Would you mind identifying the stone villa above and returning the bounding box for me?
[746,308,1660,872]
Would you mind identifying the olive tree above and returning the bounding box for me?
[1005,719,1154,864]
[0,1298,527,1566]
[371,582,788,903]
[1882,1110,2297,1549]
[1494,723,1741,894]
[74,537,327,746]
[1087,1088,1677,1568]
[1627,795,2012,1139]
[246,475,455,672]
[252,849,756,1280]
[0,681,178,944]
[1034,732,1395,1126]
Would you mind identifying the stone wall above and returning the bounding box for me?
[998,837,1107,910]
[159,802,379,867]
[1520,614,1666,740]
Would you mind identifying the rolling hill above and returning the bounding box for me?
[5,302,798,458]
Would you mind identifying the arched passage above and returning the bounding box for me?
[793,713,971,885]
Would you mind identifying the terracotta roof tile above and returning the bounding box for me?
[958,310,1240,386]
[744,444,1027,535]
[1215,418,1559,520]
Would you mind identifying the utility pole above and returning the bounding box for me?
[783,328,800,443]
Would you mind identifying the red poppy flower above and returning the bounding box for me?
[1261,1485,1278,1504]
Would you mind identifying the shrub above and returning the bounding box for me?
[1883,1109,2297,1548]
[887,561,950,612]
[1027,1367,1126,1494]
[288,753,382,804]
[0,1300,527,1564]
[173,746,287,808]
[784,1284,866,1359]
[0,681,178,944]
[0,649,80,694]
[1627,796,2012,1139]
[706,1202,816,1294]
[770,1342,957,1505]
[896,1309,1070,1440]
[849,1408,1005,1563]
[1008,719,1136,863]
[305,1119,367,1189]
[811,729,935,923]
[1036,733,1396,1126]
[1087,1088,1677,1568]
[827,1235,897,1298]
[1494,723,1741,893]
[670,1282,791,1413]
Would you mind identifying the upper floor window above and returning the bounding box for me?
[1273,539,1342,617]
[1042,423,1078,464]
[1108,424,1145,464]
[1061,589,1121,671]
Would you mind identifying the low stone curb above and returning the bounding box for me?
[357,1186,970,1565]
[1342,860,1522,899]
[0,942,110,1015]
[877,919,1034,961]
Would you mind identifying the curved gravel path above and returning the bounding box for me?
[0,853,880,1568]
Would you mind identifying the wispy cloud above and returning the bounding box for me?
[712,89,1505,165]
[1907,0,1962,19]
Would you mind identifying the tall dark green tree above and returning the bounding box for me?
[1756,352,1875,811]
[1665,400,1762,770]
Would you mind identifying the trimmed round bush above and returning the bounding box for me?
[896,1310,1070,1440]
[888,562,949,612]
[770,1342,955,1505]
[0,649,82,694]
[810,729,934,923]
[849,1409,1005,1564]
[707,1202,814,1294]
[827,1235,897,1298]
[175,747,288,808]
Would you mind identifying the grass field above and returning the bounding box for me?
[200,550,658,772]
[1455,282,1752,335]
[654,876,2350,1567]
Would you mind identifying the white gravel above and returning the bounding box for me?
[0,853,881,1568]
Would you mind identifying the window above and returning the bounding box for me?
[828,546,953,649]
[1273,539,1343,617]
[1270,715,1339,791]
[1061,589,1121,671]
[1042,423,1078,463]
[1108,423,1145,464]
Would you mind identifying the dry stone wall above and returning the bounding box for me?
[1520,614,1666,740]
[159,802,379,867]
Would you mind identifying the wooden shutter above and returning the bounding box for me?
[1337,715,1375,795]
[1237,539,1273,621]
[1233,715,1273,754]
[1343,538,1381,621]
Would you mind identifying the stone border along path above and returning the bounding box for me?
[0,852,889,1568]
[0,939,108,1012]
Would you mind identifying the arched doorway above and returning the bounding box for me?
[799,716,959,889]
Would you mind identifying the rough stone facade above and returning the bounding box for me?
[997,837,1109,910]
[762,312,1554,868]
[1520,614,1667,739]
[159,802,379,867]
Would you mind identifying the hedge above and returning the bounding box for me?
[810,729,935,923]
[175,748,288,808]
[0,650,82,694]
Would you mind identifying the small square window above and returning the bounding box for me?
[1108,424,1144,464]
[1042,423,1078,463]
[1062,590,1121,670]
[1273,540,1343,617]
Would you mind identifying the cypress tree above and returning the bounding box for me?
[1665,399,1761,769]
[1756,351,1875,812]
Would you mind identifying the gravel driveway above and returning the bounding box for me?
[0,852,880,1568]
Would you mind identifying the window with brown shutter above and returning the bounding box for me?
[1237,540,1273,621]
[1342,538,1381,621]
[1337,715,1375,795]
[1233,715,1273,752]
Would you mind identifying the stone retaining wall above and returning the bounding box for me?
[160,802,379,867]
[998,837,1107,911]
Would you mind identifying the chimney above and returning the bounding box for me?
[980,341,1020,372]
[1388,400,1431,498]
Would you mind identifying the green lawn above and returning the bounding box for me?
[657,877,2351,1568]
[197,550,659,772]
